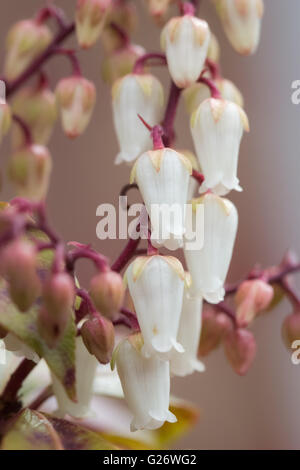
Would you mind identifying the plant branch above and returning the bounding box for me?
[5,22,75,98]
[1,359,36,404]
[162,81,182,147]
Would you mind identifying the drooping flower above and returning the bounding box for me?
[184,78,244,115]
[282,312,300,350]
[4,20,53,81]
[51,337,98,418]
[184,194,238,303]
[198,305,232,356]
[112,73,164,164]
[8,144,52,202]
[75,0,112,49]
[130,148,192,249]
[101,0,137,52]
[170,288,205,377]
[190,98,249,196]
[145,0,173,23]
[160,14,210,88]
[115,333,177,431]
[207,32,220,62]
[55,76,96,138]
[11,83,57,149]
[125,255,187,359]
[214,0,264,55]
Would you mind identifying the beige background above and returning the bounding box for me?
[1,0,300,449]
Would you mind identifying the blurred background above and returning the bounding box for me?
[0,0,300,450]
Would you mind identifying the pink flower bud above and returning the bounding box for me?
[282,313,300,350]
[199,306,232,357]
[0,100,12,144]
[76,0,112,49]
[145,0,173,23]
[4,20,53,81]
[89,270,124,319]
[223,328,256,375]
[55,76,96,138]
[8,144,52,202]
[43,273,75,317]
[37,306,70,349]
[102,43,146,85]
[11,84,57,149]
[81,314,115,364]
[2,239,41,312]
[235,280,274,328]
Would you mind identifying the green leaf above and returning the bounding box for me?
[1,409,63,450]
[46,415,119,450]
[0,282,77,401]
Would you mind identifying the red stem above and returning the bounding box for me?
[198,76,221,99]
[5,22,75,98]
[192,169,205,186]
[1,359,36,403]
[111,235,141,272]
[133,53,167,74]
[180,1,196,15]
[12,114,33,146]
[162,81,182,147]
[54,48,82,76]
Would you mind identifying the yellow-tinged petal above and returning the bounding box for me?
[132,256,153,281]
[163,256,185,281]
[238,106,250,132]
[210,98,227,122]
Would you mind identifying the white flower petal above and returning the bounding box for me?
[184,194,238,303]
[116,337,176,431]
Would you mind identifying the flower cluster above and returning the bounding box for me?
[0,0,300,449]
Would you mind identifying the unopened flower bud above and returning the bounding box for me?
[184,78,244,115]
[89,270,124,319]
[55,76,96,138]
[115,333,176,431]
[8,144,52,202]
[214,0,264,55]
[223,328,256,375]
[145,0,173,23]
[125,255,187,359]
[235,280,274,327]
[131,148,192,249]
[190,98,249,195]
[2,239,41,312]
[76,0,112,49]
[4,20,53,81]
[0,100,12,144]
[37,305,70,349]
[101,0,137,52]
[161,14,210,88]
[43,273,75,317]
[199,306,231,356]
[184,194,238,303]
[112,73,164,164]
[11,84,57,149]
[81,314,115,364]
[282,313,300,350]
[102,44,146,85]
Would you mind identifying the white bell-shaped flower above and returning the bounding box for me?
[184,78,244,115]
[115,333,177,431]
[160,14,210,88]
[214,0,264,55]
[184,194,238,303]
[171,290,205,377]
[125,255,187,359]
[131,148,192,249]
[179,149,199,201]
[190,98,249,196]
[112,73,164,164]
[51,337,98,418]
